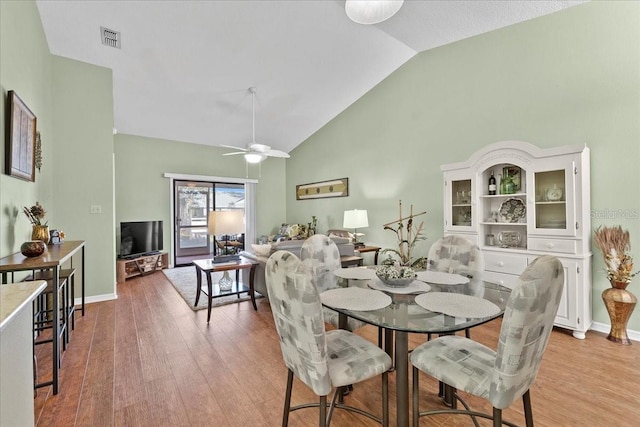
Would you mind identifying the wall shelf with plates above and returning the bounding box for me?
[441,141,591,339]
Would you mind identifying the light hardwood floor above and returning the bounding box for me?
[34,272,640,426]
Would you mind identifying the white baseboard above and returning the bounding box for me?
[590,321,640,342]
[74,293,117,306]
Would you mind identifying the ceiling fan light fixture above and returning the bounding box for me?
[244,152,265,164]
[345,0,404,25]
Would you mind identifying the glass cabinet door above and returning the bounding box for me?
[531,161,576,236]
[445,176,474,230]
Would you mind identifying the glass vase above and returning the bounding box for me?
[31,225,50,244]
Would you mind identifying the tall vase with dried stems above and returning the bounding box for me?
[594,226,639,345]
[23,202,50,244]
[602,281,637,344]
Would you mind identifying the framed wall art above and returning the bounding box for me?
[296,178,349,200]
[6,90,37,182]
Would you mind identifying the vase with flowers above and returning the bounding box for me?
[23,202,50,244]
[593,225,639,345]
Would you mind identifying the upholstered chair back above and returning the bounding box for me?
[490,255,564,409]
[300,234,342,294]
[265,250,332,396]
[427,235,484,278]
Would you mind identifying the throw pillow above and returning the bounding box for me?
[251,243,272,257]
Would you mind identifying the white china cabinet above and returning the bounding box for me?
[441,141,592,339]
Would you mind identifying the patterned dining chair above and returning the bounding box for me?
[427,235,484,339]
[300,234,366,332]
[265,250,392,427]
[427,235,484,279]
[410,255,564,427]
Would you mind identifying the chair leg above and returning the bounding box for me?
[412,366,420,427]
[465,328,471,338]
[382,371,389,427]
[523,390,534,427]
[320,395,327,427]
[283,369,294,427]
[493,407,502,427]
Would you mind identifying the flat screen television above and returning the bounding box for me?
[119,220,163,258]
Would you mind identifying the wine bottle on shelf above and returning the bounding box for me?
[488,171,497,195]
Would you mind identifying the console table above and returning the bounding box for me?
[356,245,381,265]
[340,255,363,268]
[0,240,86,395]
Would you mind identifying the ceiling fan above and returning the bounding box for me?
[222,87,290,163]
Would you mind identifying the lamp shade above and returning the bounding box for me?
[208,210,244,236]
[343,209,369,229]
[345,0,404,25]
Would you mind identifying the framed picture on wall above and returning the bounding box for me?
[296,178,349,200]
[6,90,37,182]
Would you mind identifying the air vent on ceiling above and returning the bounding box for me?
[101,26,121,49]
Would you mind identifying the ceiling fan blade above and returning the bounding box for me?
[264,149,290,158]
[222,151,246,156]
[220,144,248,151]
[248,143,271,153]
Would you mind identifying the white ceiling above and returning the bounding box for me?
[36,0,584,154]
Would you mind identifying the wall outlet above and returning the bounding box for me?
[90,205,102,214]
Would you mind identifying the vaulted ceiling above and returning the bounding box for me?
[36,1,584,154]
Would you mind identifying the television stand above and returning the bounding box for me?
[116,252,168,283]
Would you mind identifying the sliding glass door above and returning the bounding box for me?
[173,180,246,264]
[174,181,213,258]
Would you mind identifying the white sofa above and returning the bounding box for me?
[240,236,355,299]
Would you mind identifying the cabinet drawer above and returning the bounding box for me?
[484,252,528,275]
[482,271,520,289]
[528,238,577,254]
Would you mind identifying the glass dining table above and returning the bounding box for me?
[322,274,512,427]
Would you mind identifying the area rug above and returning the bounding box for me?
[163,266,260,311]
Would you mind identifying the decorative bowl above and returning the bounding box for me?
[20,240,47,257]
[377,275,417,287]
[375,264,417,288]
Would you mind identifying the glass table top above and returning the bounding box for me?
[323,279,511,334]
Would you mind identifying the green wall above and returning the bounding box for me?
[1,0,54,254]
[51,56,116,298]
[1,1,116,299]
[287,1,640,331]
[114,134,287,256]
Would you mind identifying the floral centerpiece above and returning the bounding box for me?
[379,200,427,269]
[593,225,639,285]
[376,261,416,287]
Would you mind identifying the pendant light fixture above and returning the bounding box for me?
[345,0,404,25]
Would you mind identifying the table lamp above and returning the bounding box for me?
[208,210,244,290]
[343,209,368,248]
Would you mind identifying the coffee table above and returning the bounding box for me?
[193,258,258,322]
